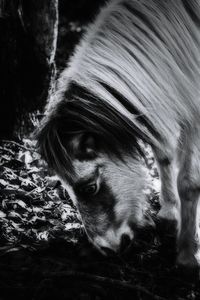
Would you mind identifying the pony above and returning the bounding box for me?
[37,0,200,269]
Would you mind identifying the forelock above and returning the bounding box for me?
[36,82,145,179]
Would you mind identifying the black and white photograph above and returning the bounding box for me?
[0,0,200,299]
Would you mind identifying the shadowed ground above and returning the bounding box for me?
[0,139,199,300]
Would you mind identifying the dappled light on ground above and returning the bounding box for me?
[0,139,199,300]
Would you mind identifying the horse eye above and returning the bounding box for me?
[79,183,97,195]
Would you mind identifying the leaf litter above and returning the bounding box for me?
[0,139,199,300]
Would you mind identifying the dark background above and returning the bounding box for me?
[0,0,105,140]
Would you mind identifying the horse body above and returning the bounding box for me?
[38,0,200,268]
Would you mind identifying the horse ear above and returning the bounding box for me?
[70,133,97,159]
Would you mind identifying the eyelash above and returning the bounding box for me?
[78,182,98,196]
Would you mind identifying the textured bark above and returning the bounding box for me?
[0,0,58,138]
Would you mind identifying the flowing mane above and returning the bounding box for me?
[37,0,200,176]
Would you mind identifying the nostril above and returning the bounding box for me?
[101,247,116,257]
[120,234,131,253]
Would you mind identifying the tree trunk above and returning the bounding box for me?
[0,0,58,138]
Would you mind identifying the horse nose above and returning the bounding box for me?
[119,234,132,253]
